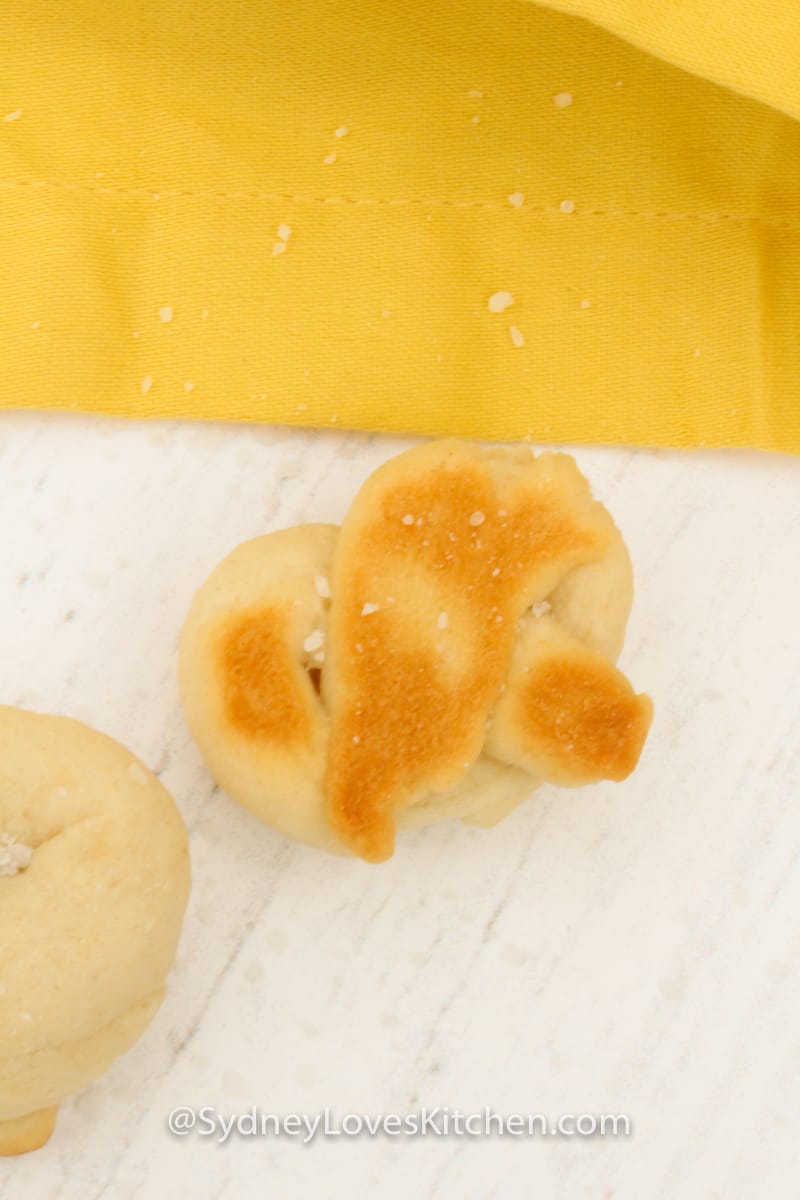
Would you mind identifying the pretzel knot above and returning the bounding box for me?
[0,708,189,1155]
[180,442,652,862]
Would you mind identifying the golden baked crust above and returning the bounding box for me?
[324,442,612,859]
[220,607,317,748]
[0,1107,57,1157]
[179,524,339,853]
[486,617,653,786]
[179,441,652,862]
[0,708,190,1154]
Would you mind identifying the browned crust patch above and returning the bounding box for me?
[218,607,313,748]
[511,647,653,784]
[325,444,611,860]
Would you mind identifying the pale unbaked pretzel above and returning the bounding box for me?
[179,441,652,862]
[0,708,190,1155]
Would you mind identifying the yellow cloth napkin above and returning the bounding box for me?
[1,0,798,452]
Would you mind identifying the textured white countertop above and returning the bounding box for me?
[1,412,798,1200]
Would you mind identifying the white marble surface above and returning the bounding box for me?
[0,412,798,1200]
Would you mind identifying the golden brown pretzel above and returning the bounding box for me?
[180,441,652,862]
[0,708,190,1155]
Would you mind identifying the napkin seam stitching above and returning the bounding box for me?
[0,179,798,229]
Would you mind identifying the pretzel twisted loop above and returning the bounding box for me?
[180,442,652,862]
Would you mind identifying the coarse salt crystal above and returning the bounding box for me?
[491,566,501,577]
[469,511,485,526]
[31,321,41,330]
[559,199,576,214]
[140,375,153,394]
[488,291,514,314]
[532,600,552,618]
[277,224,292,242]
[303,629,325,653]
[3,110,22,122]
[334,126,349,138]
[184,380,195,392]
[158,305,173,322]
[272,241,287,256]
[553,92,573,108]
[352,735,360,745]
[323,152,337,165]
[0,834,33,877]
[314,575,331,599]
[507,192,525,208]
[361,602,380,616]
[509,325,525,348]
[471,114,481,124]
[437,612,449,630]
[580,298,592,309]
[467,89,484,99]
[401,514,415,525]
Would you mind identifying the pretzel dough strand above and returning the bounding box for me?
[324,443,612,861]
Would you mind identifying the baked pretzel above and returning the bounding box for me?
[180,441,652,862]
[0,708,190,1155]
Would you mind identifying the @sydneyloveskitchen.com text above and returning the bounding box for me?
[167,1106,632,1144]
